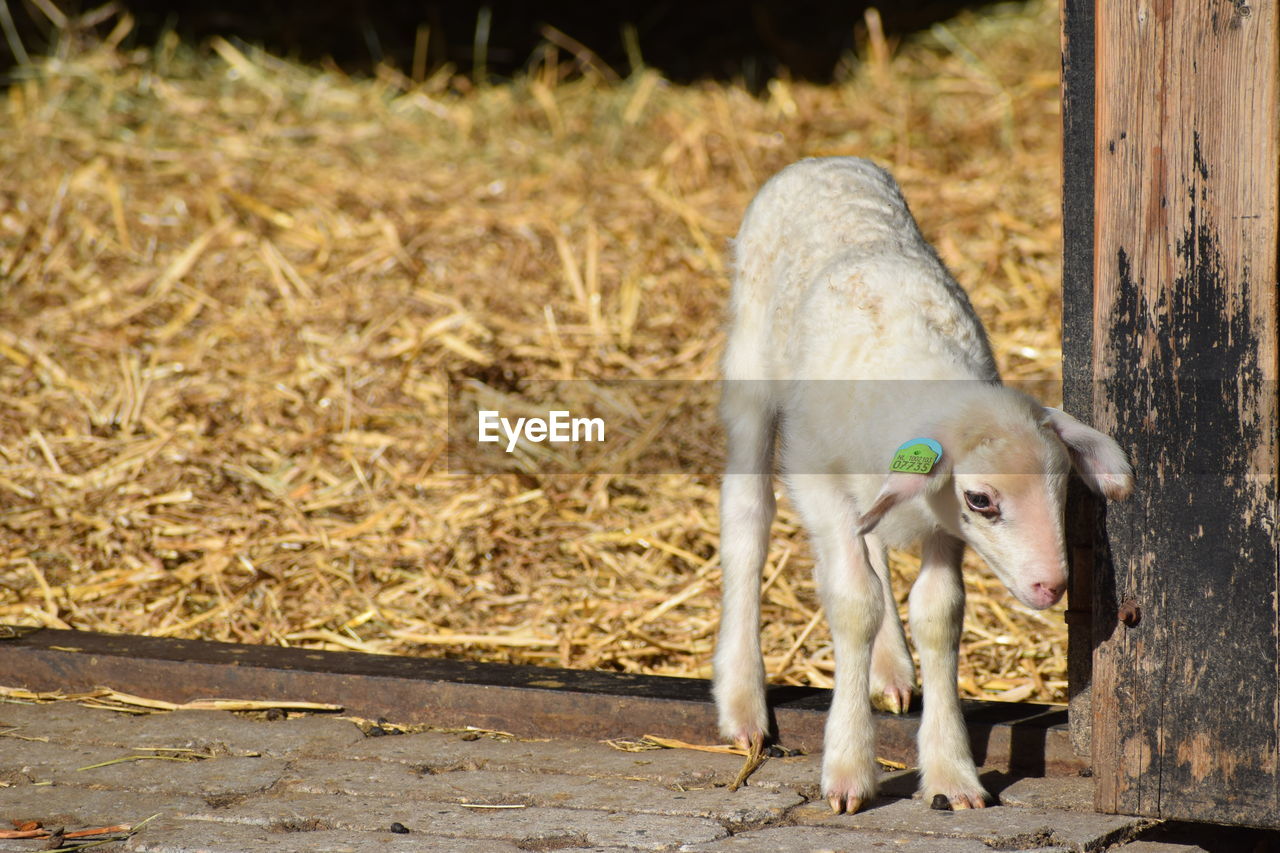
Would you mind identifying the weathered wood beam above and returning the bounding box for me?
[1090,0,1279,826]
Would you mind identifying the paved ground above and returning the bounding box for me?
[0,699,1228,851]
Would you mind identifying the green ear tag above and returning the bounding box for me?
[890,438,943,475]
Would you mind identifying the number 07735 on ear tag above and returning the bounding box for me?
[890,438,943,475]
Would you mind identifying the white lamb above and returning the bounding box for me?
[714,157,1131,813]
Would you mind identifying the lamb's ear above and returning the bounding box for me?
[1042,407,1134,501]
[855,472,931,535]
[857,437,951,534]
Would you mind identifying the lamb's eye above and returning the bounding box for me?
[964,491,996,514]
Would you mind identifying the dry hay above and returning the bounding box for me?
[0,1,1069,707]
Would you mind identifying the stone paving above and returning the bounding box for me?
[0,700,1215,851]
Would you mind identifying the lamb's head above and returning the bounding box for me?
[856,389,1133,610]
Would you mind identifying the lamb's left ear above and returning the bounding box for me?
[855,471,933,535]
[1042,407,1134,501]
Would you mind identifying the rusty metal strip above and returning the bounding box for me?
[0,626,1081,774]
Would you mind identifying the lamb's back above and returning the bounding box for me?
[726,157,997,383]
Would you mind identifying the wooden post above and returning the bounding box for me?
[1075,0,1280,827]
[1060,0,1097,762]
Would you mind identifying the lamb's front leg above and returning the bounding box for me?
[909,533,989,809]
[795,480,885,813]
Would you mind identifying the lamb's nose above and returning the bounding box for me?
[1031,580,1066,606]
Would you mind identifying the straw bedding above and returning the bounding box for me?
[0,1,1069,706]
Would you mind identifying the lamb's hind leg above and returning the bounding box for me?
[866,534,915,714]
[712,386,777,752]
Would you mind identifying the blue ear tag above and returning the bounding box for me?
[890,438,943,474]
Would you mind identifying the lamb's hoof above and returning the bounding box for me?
[828,793,865,815]
[951,792,989,810]
[928,790,990,810]
[728,730,768,792]
[823,774,875,814]
[871,685,913,714]
[733,729,765,758]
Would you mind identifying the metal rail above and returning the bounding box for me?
[0,627,1081,775]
